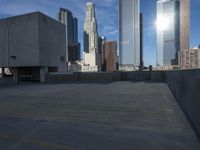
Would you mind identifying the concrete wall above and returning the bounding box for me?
[166,69,200,137]
[45,71,166,83]
[0,12,66,72]
[0,13,40,67]
[39,13,66,72]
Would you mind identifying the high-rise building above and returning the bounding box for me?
[73,17,78,43]
[180,0,190,52]
[102,41,118,72]
[119,0,140,71]
[68,44,80,62]
[156,0,190,69]
[83,2,101,70]
[58,8,80,63]
[179,0,190,68]
[98,36,107,55]
[156,0,180,68]
[140,13,144,68]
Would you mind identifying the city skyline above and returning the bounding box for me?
[0,0,199,66]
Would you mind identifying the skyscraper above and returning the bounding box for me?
[156,0,180,68]
[83,2,101,69]
[58,8,80,63]
[140,13,144,68]
[180,0,190,52]
[119,0,140,71]
[179,0,190,68]
[73,17,78,43]
[102,41,118,72]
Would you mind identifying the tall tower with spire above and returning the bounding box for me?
[83,2,101,70]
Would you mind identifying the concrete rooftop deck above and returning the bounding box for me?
[0,81,199,150]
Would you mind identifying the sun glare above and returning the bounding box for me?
[156,15,170,31]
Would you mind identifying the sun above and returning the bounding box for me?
[156,15,170,31]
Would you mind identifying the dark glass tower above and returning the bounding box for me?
[58,8,80,62]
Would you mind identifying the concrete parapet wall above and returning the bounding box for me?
[45,73,74,82]
[166,69,200,137]
[46,72,119,82]
[151,71,166,82]
[45,71,166,83]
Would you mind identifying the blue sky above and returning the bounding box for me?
[0,0,199,66]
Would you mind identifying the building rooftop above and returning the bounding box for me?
[0,81,199,149]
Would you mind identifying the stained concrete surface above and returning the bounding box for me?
[0,81,199,150]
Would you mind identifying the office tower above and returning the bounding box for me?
[140,13,144,68]
[98,36,107,54]
[98,37,103,54]
[73,17,78,43]
[156,0,180,68]
[83,2,101,70]
[180,0,190,52]
[68,44,80,62]
[179,0,190,68]
[58,8,80,63]
[102,41,118,72]
[119,0,140,71]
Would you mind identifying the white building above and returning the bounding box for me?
[83,2,101,71]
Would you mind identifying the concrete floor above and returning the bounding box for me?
[0,81,199,150]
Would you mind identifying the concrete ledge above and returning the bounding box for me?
[45,73,74,82]
[45,71,166,83]
[166,69,200,137]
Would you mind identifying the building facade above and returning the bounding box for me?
[0,12,66,82]
[180,0,190,53]
[119,0,140,71]
[179,47,200,69]
[156,0,180,68]
[179,0,190,68]
[102,41,118,72]
[83,2,101,70]
[58,8,80,63]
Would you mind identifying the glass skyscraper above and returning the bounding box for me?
[119,0,140,71]
[58,8,80,63]
[156,0,180,67]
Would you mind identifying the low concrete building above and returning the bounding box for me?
[0,12,66,82]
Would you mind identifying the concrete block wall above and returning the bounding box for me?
[166,69,200,137]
